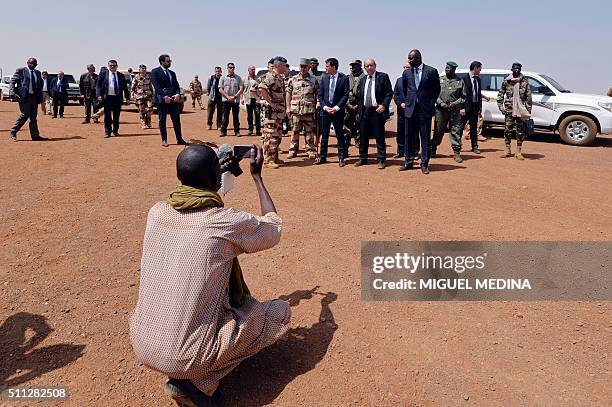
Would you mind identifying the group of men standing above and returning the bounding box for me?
[9,52,533,168]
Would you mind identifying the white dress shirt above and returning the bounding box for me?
[42,78,48,92]
[328,73,340,111]
[363,73,378,107]
[108,71,117,96]
[469,72,478,101]
[413,64,423,88]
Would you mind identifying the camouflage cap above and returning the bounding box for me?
[349,59,362,66]
[299,58,310,66]
[309,58,319,63]
[446,61,458,68]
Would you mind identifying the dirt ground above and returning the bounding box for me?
[0,100,610,407]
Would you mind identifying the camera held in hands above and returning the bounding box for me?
[216,144,255,177]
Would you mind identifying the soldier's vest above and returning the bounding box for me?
[132,74,152,100]
[348,72,364,105]
[438,76,464,110]
[258,72,285,120]
[289,75,317,115]
[190,81,203,94]
[501,78,530,112]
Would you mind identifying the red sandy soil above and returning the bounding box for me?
[0,100,610,406]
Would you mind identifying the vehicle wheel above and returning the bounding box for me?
[558,115,597,146]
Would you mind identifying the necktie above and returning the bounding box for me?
[112,73,119,94]
[473,77,479,102]
[365,75,373,108]
[329,75,336,104]
[30,70,35,93]
[165,69,170,82]
[414,67,420,88]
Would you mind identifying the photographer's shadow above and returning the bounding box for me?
[220,288,338,406]
[0,312,85,389]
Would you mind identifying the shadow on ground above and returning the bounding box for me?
[0,312,85,389]
[219,288,338,406]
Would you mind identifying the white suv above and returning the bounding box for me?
[456,69,612,145]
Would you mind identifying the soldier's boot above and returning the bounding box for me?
[286,151,297,159]
[453,151,463,163]
[515,145,525,160]
[501,144,512,158]
[307,151,317,160]
[274,151,285,165]
[264,157,280,169]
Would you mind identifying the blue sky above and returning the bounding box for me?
[2,0,610,93]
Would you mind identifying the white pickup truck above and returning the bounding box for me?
[456,69,612,145]
[0,75,15,101]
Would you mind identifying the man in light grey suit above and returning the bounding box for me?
[9,58,47,141]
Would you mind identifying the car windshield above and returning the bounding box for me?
[64,75,76,83]
[541,75,571,93]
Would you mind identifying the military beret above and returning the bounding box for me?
[273,56,287,64]
[512,62,522,68]
[299,58,310,66]
[309,58,319,63]
[349,59,362,65]
[446,61,458,68]
[268,58,275,64]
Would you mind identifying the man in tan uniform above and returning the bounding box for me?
[131,64,154,129]
[286,58,318,159]
[189,75,204,109]
[257,56,289,169]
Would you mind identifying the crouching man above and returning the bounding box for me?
[130,145,290,406]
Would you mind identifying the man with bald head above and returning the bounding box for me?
[399,49,440,174]
[9,58,47,141]
[50,71,69,119]
[354,58,393,169]
[130,144,290,406]
[242,65,261,136]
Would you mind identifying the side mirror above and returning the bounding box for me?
[538,86,554,96]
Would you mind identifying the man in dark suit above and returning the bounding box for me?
[399,49,441,174]
[151,54,187,147]
[79,64,99,124]
[50,71,69,118]
[354,59,393,169]
[316,58,350,166]
[461,60,486,154]
[393,62,411,158]
[96,59,130,138]
[9,58,47,141]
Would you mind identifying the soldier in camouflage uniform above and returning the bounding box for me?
[344,59,366,151]
[497,62,532,160]
[286,58,319,160]
[309,58,324,145]
[431,61,466,162]
[281,66,291,135]
[258,56,289,169]
[131,64,154,129]
[254,59,275,141]
[189,75,204,109]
